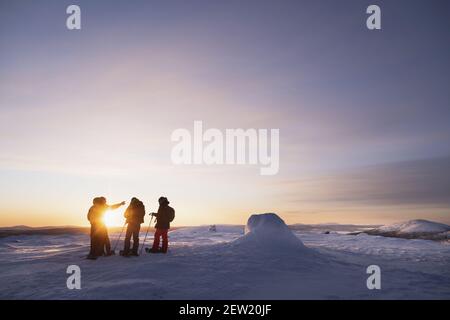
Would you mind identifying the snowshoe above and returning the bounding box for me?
[146,247,165,254]
[119,250,130,257]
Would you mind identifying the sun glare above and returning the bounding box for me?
[103,210,124,227]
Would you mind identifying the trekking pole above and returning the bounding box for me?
[140,214,154,255]
[112,222,127,253]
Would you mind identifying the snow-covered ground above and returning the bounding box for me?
[0,214,449,300]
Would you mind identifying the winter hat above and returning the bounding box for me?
[158,197,169,205]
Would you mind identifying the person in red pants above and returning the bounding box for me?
[149,197,175,253]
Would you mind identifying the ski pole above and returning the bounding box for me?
[113,222,127,253]
[140,214,154,255]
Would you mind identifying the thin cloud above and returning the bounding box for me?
[286,156,450,207]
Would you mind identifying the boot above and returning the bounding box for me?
[120,250,130,257]
[104,250,115,256]
[148,247,160,253]
[131,244,139,256]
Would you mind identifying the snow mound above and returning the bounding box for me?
[235,213,305,250]
[377,219,449,234]
[366,219,450,241]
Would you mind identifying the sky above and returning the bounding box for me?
[1,0,450,227]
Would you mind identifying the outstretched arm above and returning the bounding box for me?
[109,201,126,210]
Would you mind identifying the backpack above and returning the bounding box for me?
[137,203,146,223]
[168,207,175,222]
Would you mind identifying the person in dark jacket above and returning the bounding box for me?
[121,197,146,257]
[149,196,175,253]
[87,197,125,259]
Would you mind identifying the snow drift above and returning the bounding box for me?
[376,219,449,233]
[233,213,306,251]
[366,219,450,241]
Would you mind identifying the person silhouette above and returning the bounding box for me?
[87,197,125,259]
[149,197,175,254]
[121,197,146,257]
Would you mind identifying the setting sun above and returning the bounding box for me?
[103,209,124,227]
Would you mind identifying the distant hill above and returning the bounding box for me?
[0,225,84,230]
[0,226,90,238]
[0,225,162,238]
[1,225,34,230]
[360,219,450,241]
[290,223,380,234]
